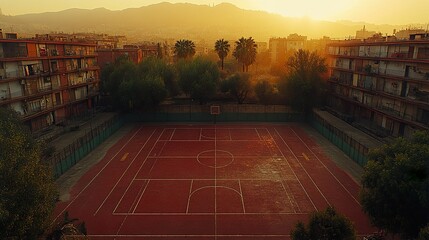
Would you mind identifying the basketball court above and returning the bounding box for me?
[54,123,373,239]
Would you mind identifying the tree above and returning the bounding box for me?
[177,57,220,104]
[280,49,327,112]
[137,75,168,107]
[215,39,230,70]
[361,131,429,239]
[287,49,327,78]
[233,37,257,72]
[174,39,196,60]
[138,57,178,97]
[106,60,139,111]
[291,206,356,240]
[255,80,275,105]
[0,108,58,239]
[221,73,251,104]
[102,57,171,111]
[419,224,429,240]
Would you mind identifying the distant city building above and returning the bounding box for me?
[305,36,332,54]
[139,43,159,58]
[97,47,143,67]
[256,42,268,52]
[0,33,99,132]
[269,34,309,64]
[395,28,427,40]
[326,34,429,138]
[97,43,161,67]
[355,26,377,40]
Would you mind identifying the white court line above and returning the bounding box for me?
[87,234,292,237]
[112,179,148,214]
[186,180,194,214]
[131,180,151,213]
[169,128,176,141]
[189,185,242,198]
[111,212,307,216]
[93,129,157,215]
[274,128,329,209]
[53,126,144,222]
[130,128,169,214]
[258,128,297,213]
[268,128,318,211]
[280,180,297,213]
[238,180,246,213]
[255,128,262,140]
[148,155,278,159]
[133,178,295,181]
[129,129,167,215]
[290,128,361,205]
[281,180,301,213]
[157,139,268,142]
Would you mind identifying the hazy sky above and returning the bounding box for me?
[1,0,428,25]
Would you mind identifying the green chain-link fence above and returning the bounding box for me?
[46,114,125,178]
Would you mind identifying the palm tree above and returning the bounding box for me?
[174,39,196,59]
[233,37,257,72]
[214,39,230,70]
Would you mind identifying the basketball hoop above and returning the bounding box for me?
[210,105,220,115]
[210,105,220,124]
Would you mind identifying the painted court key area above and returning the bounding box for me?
[53,124,373,239]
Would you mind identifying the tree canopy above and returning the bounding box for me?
[174,39,196,60]
[361,131,429,239]
[280,49,327,112]
[215,39,230,70]
[177,57,220,104]
[233,37,257,72]
[0,108,58,239]
[220,73,251,104]
[101,57,172,110]
[291,206,356,240]
[255,79,276,105]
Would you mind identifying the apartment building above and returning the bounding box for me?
[269,34,310,64]
[326,34,429,138]
[0,33,99,132]
[97,46,143,67]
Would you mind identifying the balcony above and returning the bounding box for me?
[329,52,429,64]
[331,92,429,129]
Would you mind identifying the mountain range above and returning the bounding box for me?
[0,2,420,42]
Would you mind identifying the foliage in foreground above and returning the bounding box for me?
[46,212,88,240]
[0,108,58,239]
[361,131,429,239]
[290,206,356,240]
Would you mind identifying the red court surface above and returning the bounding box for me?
[54,124,374,239]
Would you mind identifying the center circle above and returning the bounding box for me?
[197,150,234,168]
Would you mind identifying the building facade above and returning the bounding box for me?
[269,34,308,64]
[326,35,429,138]
[0,34,99,132]
[97,47,143,67]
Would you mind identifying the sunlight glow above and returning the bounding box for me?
[2,0,428,25]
